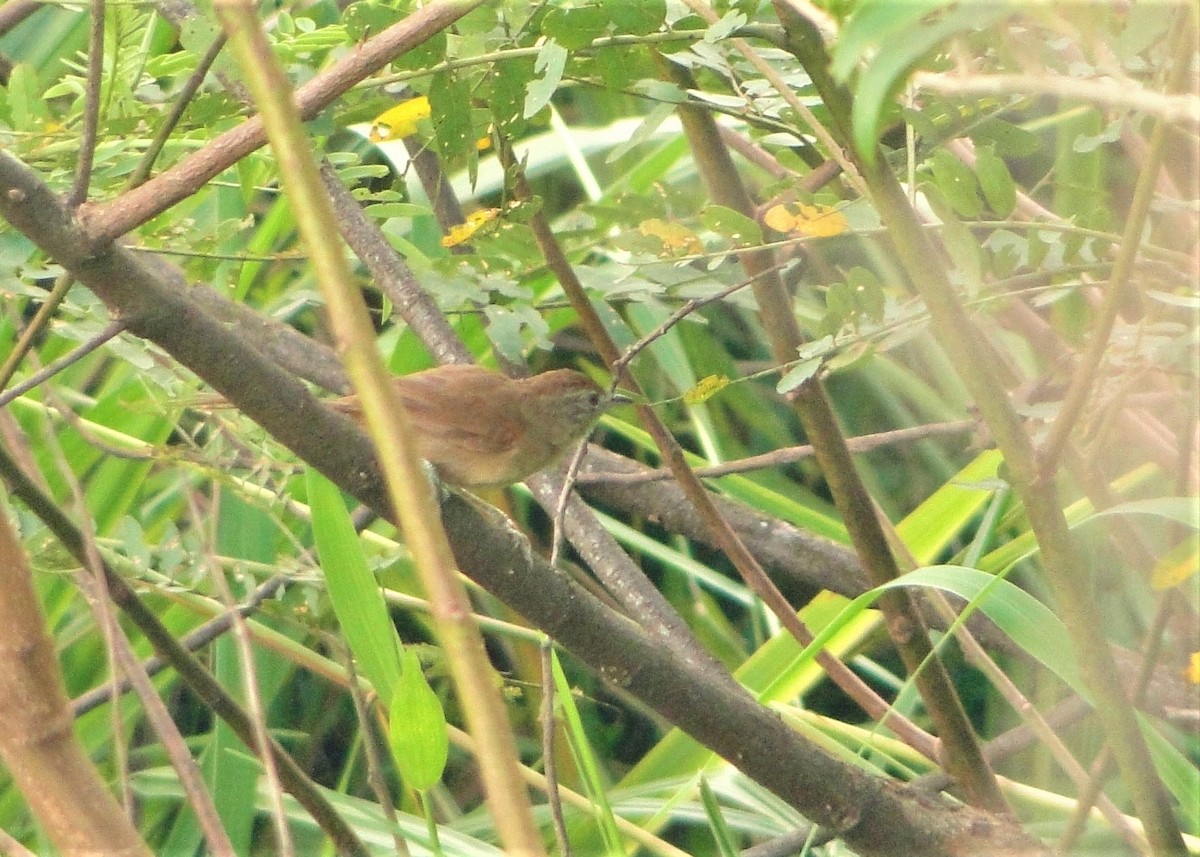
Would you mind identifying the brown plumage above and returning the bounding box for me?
[329,364,623,487]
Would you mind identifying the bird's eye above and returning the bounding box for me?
[588,391,601,408]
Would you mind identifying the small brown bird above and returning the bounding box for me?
[329,364,626,488]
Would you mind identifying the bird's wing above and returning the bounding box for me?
[327,366,522,456]
[396,364,523,453]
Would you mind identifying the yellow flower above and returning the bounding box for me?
[441,208,500,248]
[683,375,731,405]
[369,97,432,142]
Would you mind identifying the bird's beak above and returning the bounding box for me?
[608,390,636,407]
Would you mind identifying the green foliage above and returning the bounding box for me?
[308,469,403,704]
[389,648,449,792]
[0,0,1195,854]
[832,0,1014,161]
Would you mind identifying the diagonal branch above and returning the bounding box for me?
[659,52,1008,812]
[0,143,1049,857]
[77,0,487,243]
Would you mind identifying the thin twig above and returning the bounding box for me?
[504,125,940,759]
[191,489,293,857]
[662,38,1008,807]
[128,34,228,188]
[914,70,1200,126]
[550,440,591,567]
[540,640,572,857]
[941,587,1145,849]
[879,488,1144,850]
[73,575,288,716]
[69,0,105,207]
[0,318,129,408]
[1059,573,1179,853]
[775,2,1186,841]
[403,132,467,243]
[611,260,793,377]
[912,695,1095,793]
[498,132,733,678]
[43,409,235,855]
[79,0,491,243]
[1039,15,1195,471]
[0,441,373,857]
[319,158,470,368]
[682,0,869,199]
[577,421,976,484]
[0,272,77,393]
[0,0,39,38]
[214,0,544,847]
[342,647,413,857]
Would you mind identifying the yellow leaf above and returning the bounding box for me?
[1150,535,1199,591]
[639,218,702,256]
[764,203,848,238]
[441,208,500,248]
[793,203,848,237]
[683,375,730,405]
[763,204,797,232]
[1187,652,1200,685]
[369,97,431,142]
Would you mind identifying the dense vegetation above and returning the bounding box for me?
[0,1,1196,855]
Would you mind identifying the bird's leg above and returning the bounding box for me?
[440,485,539,574]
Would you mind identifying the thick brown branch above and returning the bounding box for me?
[0,146,1049,857]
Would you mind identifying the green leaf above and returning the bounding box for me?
[429,70,477,181]
[839,1,1012,162]
[178,15,223,55]
[306,468,403,704]
[342,0,406,43]
[895,450,1004,564]
[483,304,552,362]
[920,184,982,288]
[1073,118,1122,154]
[524,40,568,119]
[488,56,536,133]
[704,10,747,43]
[822,280,855,334]
[364,202,432,220]
[1143,721,1200,832]
[973,145,1016,217]
[1078,496,1200,531]
[541,4,609,50]
[969,118,1042,158]
[700,204,762,247]
[847,265,885,322]
[552,651,623,853]
[6,64,49,128]
[393,29,445,72]
[631,78,686,104]
[881,567,1084,694]
[795,565,1085,698]
[985,229,1027,278]
[926,149,982,218]
[699,777,739,857]
[389,648,449,792]
[603,0,665,36]
[778,351,827,395]
[831,1,941,82]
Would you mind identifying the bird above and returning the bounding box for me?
[326,364,627,488]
